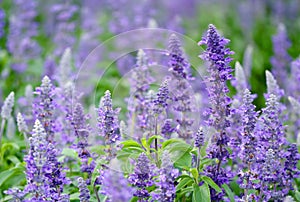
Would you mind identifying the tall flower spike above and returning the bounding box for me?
[168,34,194,141]
[290,58,300,100]
[232,62,248,100]
[57,47,72,87]
[128,153,154,200]
[24,119,48,200]
[77,177,90,202]
[34,76,55,142]
[17,112,28,134]
[237,89,259,195]
[98,90,120,145]
[168,34,190,79]
[7,0,40,73]
[24,119,70,201]
[152,152,179,202]
[1,92,15,120]
[265,70,284,99]
[198,24,234,200]
[72,103,95,184]
[270,23,291,91]
[127,49,155,138]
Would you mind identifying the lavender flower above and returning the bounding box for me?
[152,152,179,202]
[50,1,78,58]
[72,103,95,184]
[198,24,234,200]
[102,169,133,202]
[0,9,5,38]
[168,34,194,140]
[194,127,205,148]
[4,187,26,202]
[153,79,170,115]
[57,48,73,87]
[24,120,69,201]
[0,92,14,147]
[1,91,14,120]
[270,24,292,91]
[127,49,155,138]
[237,89,259,197]
[128,153,154,200]
[7,0,40,73]
[161,119,176,139]
[98,90,120,145]
[290,58,300,100]
[17,112,28,134]
[77,177,90,202]
[33,76,56,143]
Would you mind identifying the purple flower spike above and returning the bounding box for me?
[98,90,120,145]
[270,24,292,91]
[128,153,154,200]
[152,152,179,202]
[199,24,235,200]
[33,76,56,143]
[78,177,90,202]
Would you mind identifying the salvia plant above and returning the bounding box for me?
[1,1,300,202]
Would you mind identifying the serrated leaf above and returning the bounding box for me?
[201,176,222,193]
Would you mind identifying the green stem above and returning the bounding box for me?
[0,119,6,154]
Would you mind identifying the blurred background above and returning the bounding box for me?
[0,0,300,110]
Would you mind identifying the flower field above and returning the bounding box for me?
[1,0,300,201]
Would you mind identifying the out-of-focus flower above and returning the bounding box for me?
[102,169,133,202]
[270,23,292,92]
[7,0,40,73]
[1,92,14,120]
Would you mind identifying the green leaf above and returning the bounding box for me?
[70,192,80,200]
[121,140,142,148]
[201,176,222,193]
[295,191,300,201]
[176,177,193,191]
[0,169,15,187]
[193,183,211,202]
[147,135,163,145]
[61,148,78,159]
[190,168,199,182]
[161,138,182,149]
[141,137,150,151]
[200,183,211,202]
[222,184,235,202]
[7,155,20,164]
